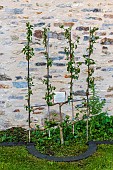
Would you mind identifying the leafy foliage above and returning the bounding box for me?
[22,22,34,142]
[42,27,56,106]
[83,27,99,141]
[60,25,82,102]
[89,83,106,116]
[0,127,28,142]
[22,22,34,112]
[1,24,113,159]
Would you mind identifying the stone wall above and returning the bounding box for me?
[0,0,113,130]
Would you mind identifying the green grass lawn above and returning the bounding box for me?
[0,144,113,170]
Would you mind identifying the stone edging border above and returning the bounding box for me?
[0,141,113,162]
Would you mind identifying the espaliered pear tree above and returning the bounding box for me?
[83,27,99,141]
[22,22,34,142]
[60,25,81,134]
[42,27,56,137]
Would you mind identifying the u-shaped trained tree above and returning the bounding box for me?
[60,25,82,135]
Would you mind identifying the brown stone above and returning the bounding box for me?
[34,30,43,38]
[68,13,72,17]
[64,74,71,78]
[45,3,50,6]
[32,107,44,114]
[102,46,108,49]
[33,111,42,114]
[54,23,62,27]
[96,32,106,36]
[105,94,113,98]
[23,16,29,19]
[34,107,44,111]
[108,3,113,5]
[36,12,42,14]
[0,84,9,89]
[100,37,113,45]
[95,76,104,81]
[0,111,5,115]
[104,14,113,18]
[101,32,106,36]
[108,60,113,63]
[97,18,102,21]
[54,22,74,27]
[96,67,101,70]
[64,22,74,27]
[107,86,113,92]
[0,6,3,10]
[13,109,20,112]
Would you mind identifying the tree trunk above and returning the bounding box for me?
[60,126,64,145]
[48,105,51,138]
[28,128,31,143]
[28,52,31,143]
[47,31,51,138]
[59,104,64,144]
[72,96,74,135]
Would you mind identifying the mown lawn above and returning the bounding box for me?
[0,144,113,170]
